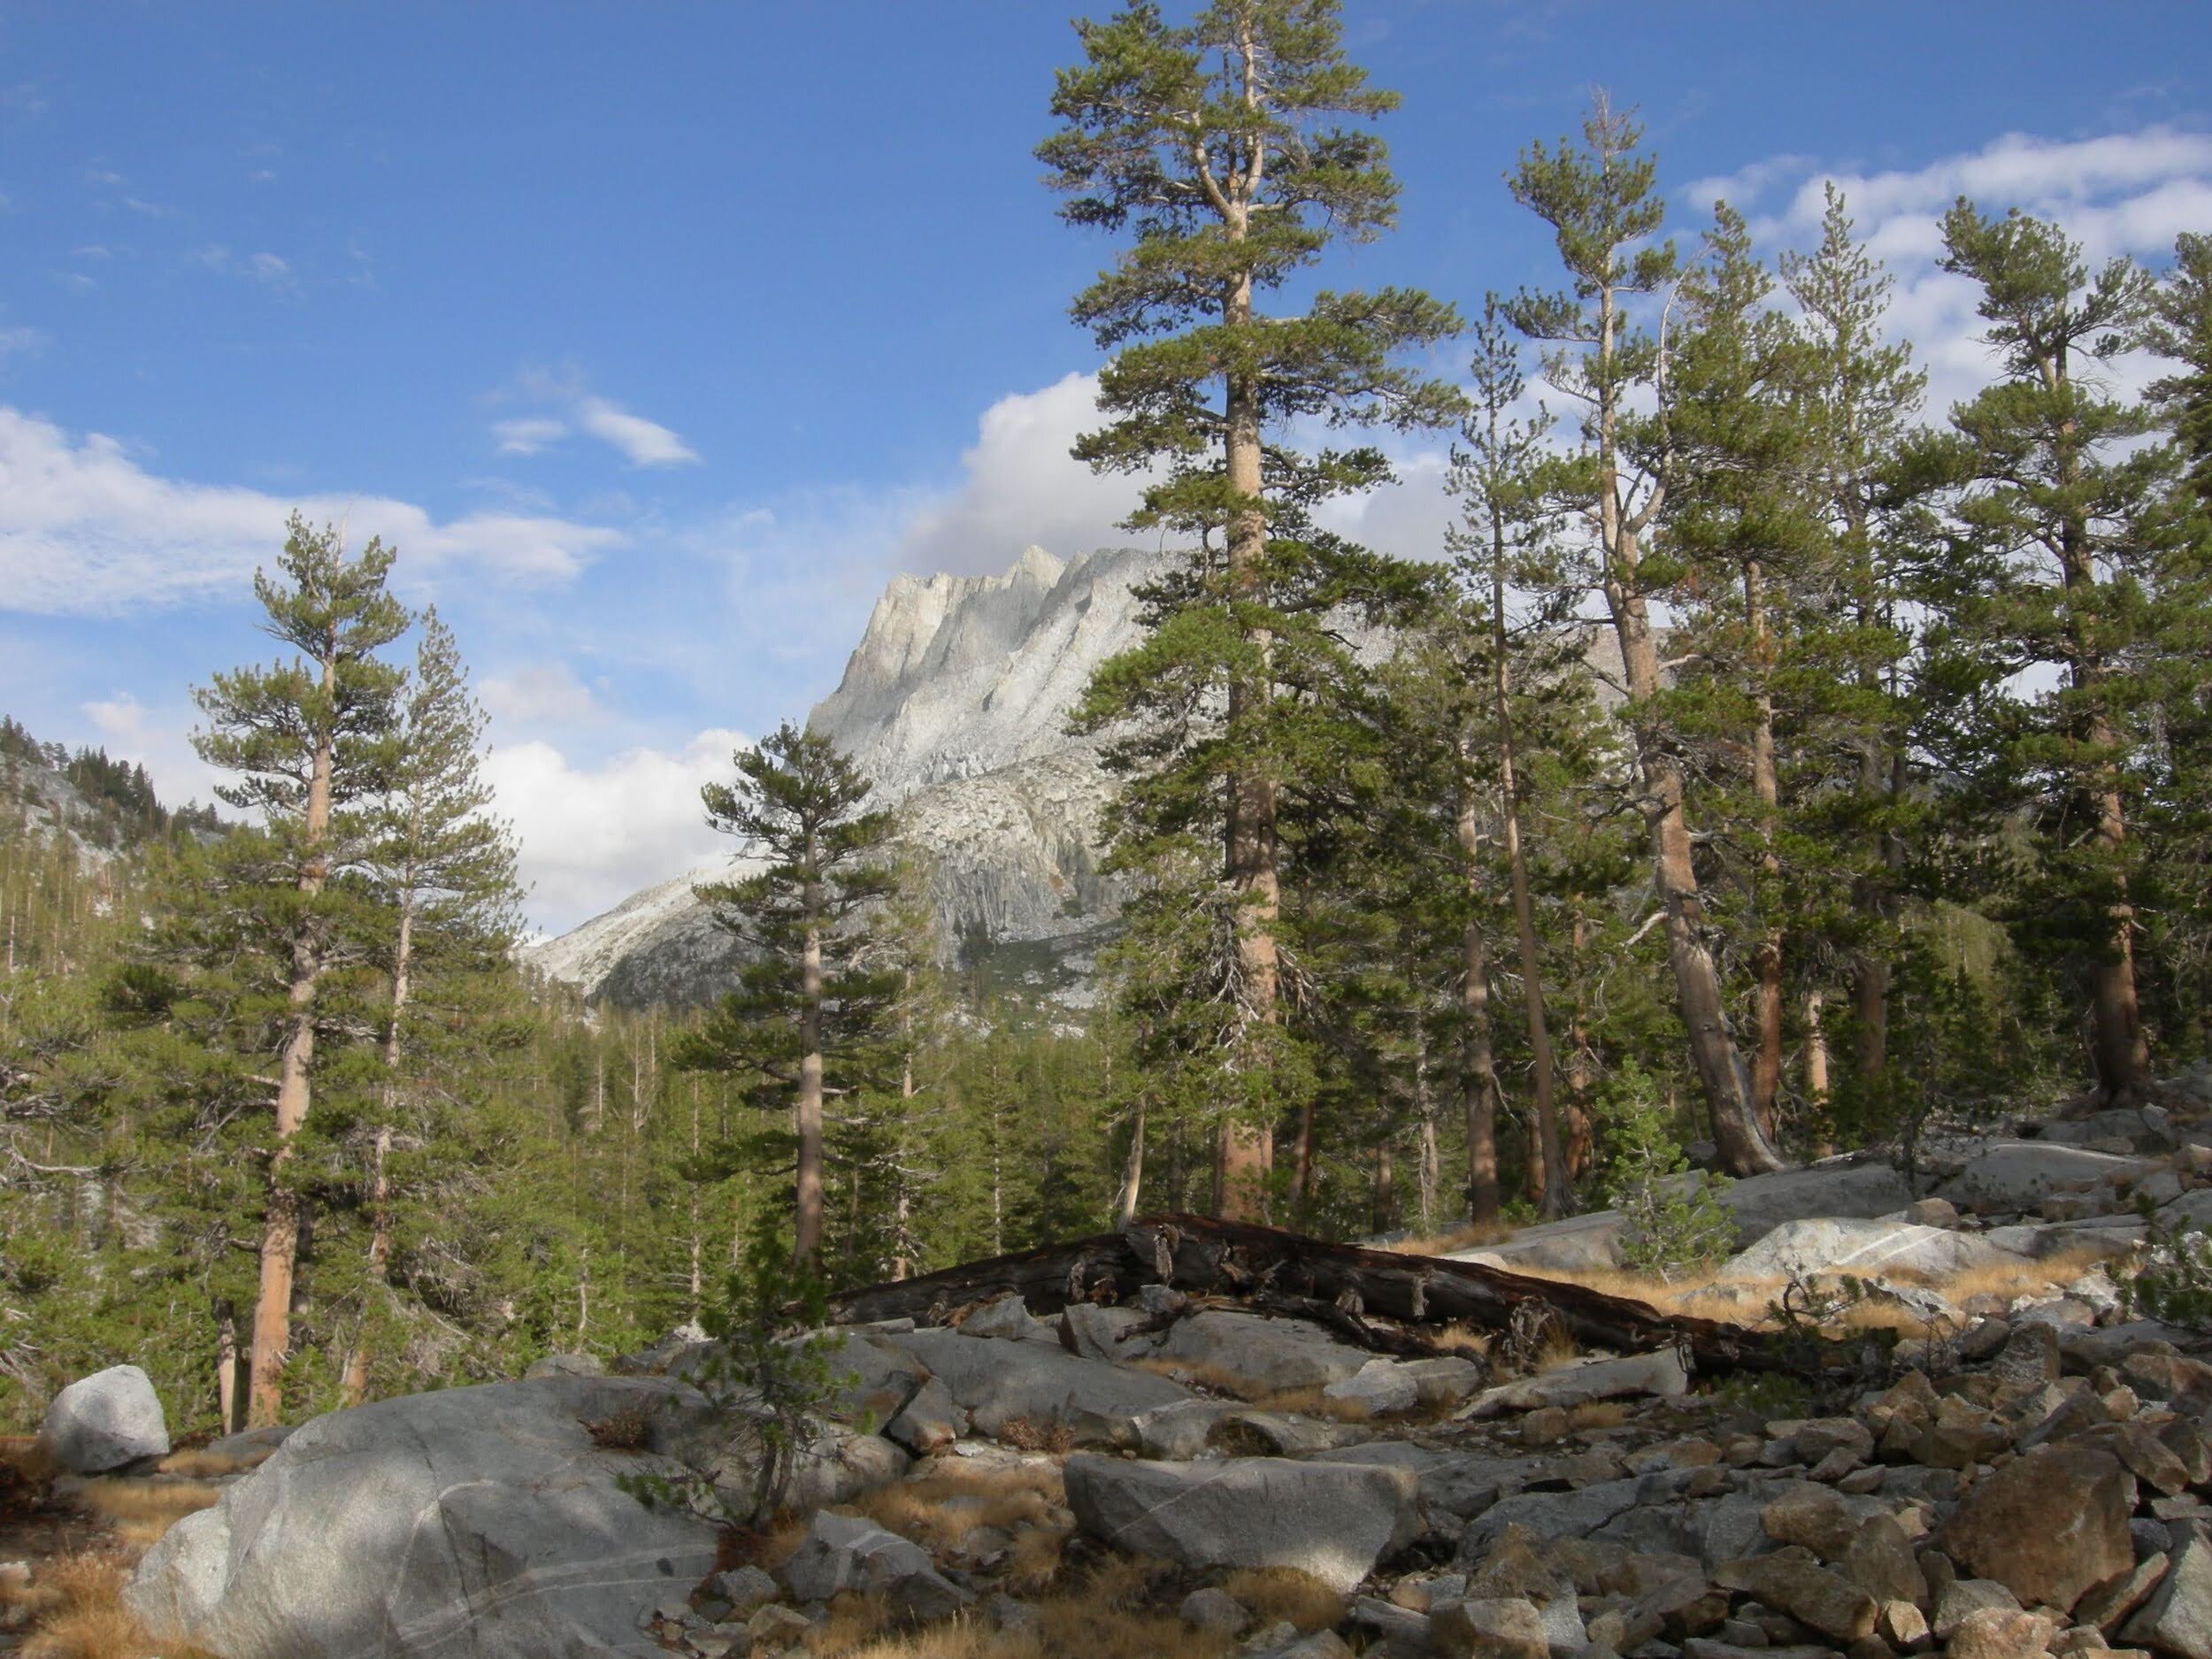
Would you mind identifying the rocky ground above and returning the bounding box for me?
[15,1080,2212,1659]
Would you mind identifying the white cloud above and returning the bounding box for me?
[572,396,698,468]
[1704,124,2212,420]
[480,661,602,729]
[492,416,566,456]
[486,371,699,469]
[0,405,626,616]
[895,372,1156,575]
[0,326,42,360]
[482,727,747,933]
[81,691,226,810]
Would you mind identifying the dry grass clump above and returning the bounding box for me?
[1,1433,58,1485]
[580,1399,656,1451]
[1887,1244,2114,1303]
[1384,1219,1517,1257]
[1427,1324,1492,1360]
[154,1446,265,1479]
[5,1548,216,1659]
[815,1555,1233,1659]
[73,1477,224,1548]
[993,1417,1071,1456]
[849,1463,1064,1555]
[1221,1567,1343,1632]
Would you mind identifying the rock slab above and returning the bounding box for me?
[1064,1453,1420,1591]
[37,1363,169,1474]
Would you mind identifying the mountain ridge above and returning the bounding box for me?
[524,543,1175,1006]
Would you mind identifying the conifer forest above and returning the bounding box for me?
[4,3,2210,1455]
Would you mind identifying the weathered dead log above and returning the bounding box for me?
[826,1212,1856,1378]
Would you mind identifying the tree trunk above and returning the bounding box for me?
[341,865,414,1409]
[1371,1136,1395,1235]
[1805,988,1833,1158]
[1217,148,1277,1224]
[1746,561,1786,1142]
[1609,582,1781,1175]
[249,644,336,1429]
[1456,784,1504,1224]
[796,872,825,1267]
[1115,1095,1147,1232]
[1488,564,1566,1210]
[216,1311,241,1435]
[1591,254,1779,1179]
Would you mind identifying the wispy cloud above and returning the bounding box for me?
[487,368,700,470]
[192,245,296,289]
[572,396,697,468]
[0,406,626,617]
[492,417,568,457]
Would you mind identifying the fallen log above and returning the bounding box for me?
[826,1212,1863,1379]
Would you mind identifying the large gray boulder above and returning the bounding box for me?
[1455,1158,1916,1271]
[779,1511,972,1623]
[38,1363,169,1474]
[1064,1453,1420,1591]
[1462,1351,1690,1419]
[1147,1310,1371,1394]
[1937,1141,2156,1214]
[1721,1217,2029,1283]
[885,1327,1192,1436]
[126,1375,724,1659]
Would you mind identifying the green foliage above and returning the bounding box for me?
[2124,1201,2212,1333]
[620,1225,851,1530]
[1601,1062,1736,1279]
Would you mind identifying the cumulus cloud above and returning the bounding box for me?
[0,405,626,616]
[480,661,602,729]
[895,371,1156,575]
[481,726,748,933]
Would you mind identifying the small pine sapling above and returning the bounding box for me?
[1602,1062,1737,1280]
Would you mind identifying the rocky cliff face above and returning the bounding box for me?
[526,545,1174,1007]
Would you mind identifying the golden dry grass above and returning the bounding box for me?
[1220,1567,1343,1632]
[1,1433,58,1484]
[1383,1219,1517,1257]
[810,1555,1235,1659]
[4,1549,217,1659]
[848,1463,1065,1555]
[154,1447,265,1479]
[73,1479,225,1548]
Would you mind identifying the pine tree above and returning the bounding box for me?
[1505,95,1782,1175]
[1661,202,1826,1141]
[1444,296,1580,1217]
[1042,0,1458,1217]
[1776,186,1929,1095]
[682,724,897,1268]
[1932,203,2183,1102]
[339,610,525,1404]
[191,515,408,1426]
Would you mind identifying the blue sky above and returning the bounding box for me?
[3,2,2208,933]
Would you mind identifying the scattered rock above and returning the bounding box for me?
[2122,1532,2212,1659]
[779,1511,972,1622]
[1462,1351,1692,1419]
[1945,1606,2056,1659]
[1064,1453,1420,1592]
[1714,1548,1878,1642]
[1149,1310,1372,1394]
[888,1326,1192,1438]
[1181,1586,1253,1636]
[1941,1444,2136,1613]
[1429,1595,1552,1659]
[126,1376,724,1659]
[36,1363,169,1474]
[522,1351,603,1379]
[1325,1359,1422,1418]
[959,1292,1054,1343]
[884,1376,969,1455]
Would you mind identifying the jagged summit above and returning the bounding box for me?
[526,544,1176,1007]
